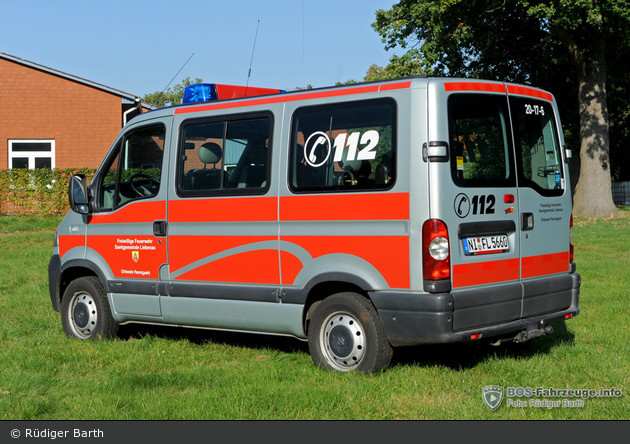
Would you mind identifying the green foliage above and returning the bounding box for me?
[0,168,96,217]
[334,80,358,86]
[142,77,204,108]
[363,53,428,82]
[106,167,161,185]
[372,1,573,83]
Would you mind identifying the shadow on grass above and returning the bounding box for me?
[116,319,575,372]
[117,323,310,355]
[391,320,576,371]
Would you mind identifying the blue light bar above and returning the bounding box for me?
[182,83,285,104]
[182,83,217,104]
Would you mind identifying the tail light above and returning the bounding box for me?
[422,219,450,280]
[570,213,574,263]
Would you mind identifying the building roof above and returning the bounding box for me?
[0,51,156,109]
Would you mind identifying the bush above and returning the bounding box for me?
[0,168,96,216]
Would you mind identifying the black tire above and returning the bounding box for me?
[308,292,393,373]
[60,276,118,340]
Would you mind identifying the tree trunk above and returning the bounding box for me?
[556,28,618,217]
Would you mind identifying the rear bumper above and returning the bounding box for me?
[370,273,580,347]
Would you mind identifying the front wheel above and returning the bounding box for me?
[60,276,118,340]
[308,292,393,373]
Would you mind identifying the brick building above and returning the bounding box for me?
[0,52,155,170]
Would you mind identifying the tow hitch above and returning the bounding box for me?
[490,322,555,346]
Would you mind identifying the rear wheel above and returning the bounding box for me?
[60,276,118,340]
[308,292,393,373]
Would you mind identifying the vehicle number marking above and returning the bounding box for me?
[525,104,545,116]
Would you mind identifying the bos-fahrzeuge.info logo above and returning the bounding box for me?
[482,385,504,411]
[482,386,623,411]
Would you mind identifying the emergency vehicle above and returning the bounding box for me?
[49,77,580,373]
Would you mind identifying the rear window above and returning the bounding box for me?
[510,97,565,196]
[288,99,396,192]
[448,95,516,188]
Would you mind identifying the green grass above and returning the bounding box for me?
[0,212,628,419]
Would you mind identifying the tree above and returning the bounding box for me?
[372,0,630,217]
[142,77,204,108]
[364,55,427,81]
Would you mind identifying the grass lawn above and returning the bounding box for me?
[0,211,628,419]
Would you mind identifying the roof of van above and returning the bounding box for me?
[131,76,431,123]
[128,76,553,124]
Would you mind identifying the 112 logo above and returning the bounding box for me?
[304,130,380,167]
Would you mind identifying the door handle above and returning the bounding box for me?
[521,213,534,230]
[153,220,168,237]
[423,141,450,162]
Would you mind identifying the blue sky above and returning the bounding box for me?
[1,0,399,98]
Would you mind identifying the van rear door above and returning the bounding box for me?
[506,85,573,317]
[427,80,522,330]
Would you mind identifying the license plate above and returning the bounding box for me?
[463,234,509,255]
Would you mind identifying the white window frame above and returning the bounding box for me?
[8,139,56,169]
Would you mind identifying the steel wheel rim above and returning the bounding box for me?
[319,311,366,371]
[68,291,98,339]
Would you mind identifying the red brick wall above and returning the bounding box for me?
[0,58,124,169]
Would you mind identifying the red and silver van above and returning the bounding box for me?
[49,78,580,373]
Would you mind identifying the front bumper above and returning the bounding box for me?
[48,254,62,312]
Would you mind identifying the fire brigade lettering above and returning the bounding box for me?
[539,202,564,213]
[539,202,564,222]
[121,269,151,276]
[114,238,156,251]
[107,237,162,279]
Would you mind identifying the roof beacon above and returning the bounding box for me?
[182,83,285,104]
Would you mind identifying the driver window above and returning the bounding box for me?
[97,124,166,211]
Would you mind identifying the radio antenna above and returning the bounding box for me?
[303,0,306,89]
[245,20,261,95]
[154,53,195,106]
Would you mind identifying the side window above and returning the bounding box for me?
[177,116,271,195]
[97,124,165,211]
[510,97,564,196]
[289,99,396,192]
[448,95,516,188]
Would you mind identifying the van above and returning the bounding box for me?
[49,77,580,373]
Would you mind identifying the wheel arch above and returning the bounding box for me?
[299,272,378,337]
[56,259,108,311]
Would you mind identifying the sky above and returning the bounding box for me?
[1,0,400,98]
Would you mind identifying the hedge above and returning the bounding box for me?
[0,168,96,217]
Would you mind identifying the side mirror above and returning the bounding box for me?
[68,174,90,215]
